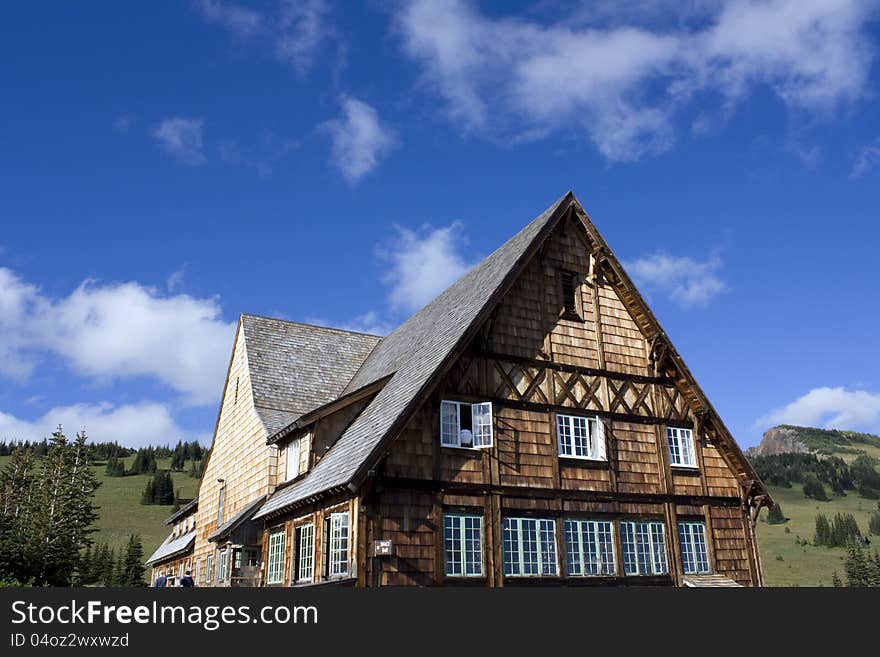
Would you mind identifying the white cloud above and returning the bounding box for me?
[152,117,206,165]
[305,310,393,337]
[196,0,331,75]
[755,387,880,433]
[0,267,235,406]
[852,141,880,178]
[0,402,198,448]
[378,222,476,314]
[624,252,726,308]
[396,0,876,161]
[321,97,396,182]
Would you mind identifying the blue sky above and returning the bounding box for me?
[1,0,879,449]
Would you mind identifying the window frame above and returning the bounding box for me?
[443,514,484,578]
[328,512,350,579]
[502,517,559,578]
[563,518,616,576]
[217,547,229,584]
[266,528,286,585]
[678,521,711,574]
[295,523,315,584]
[620,520,669,576]
[667,427,697,468]
[286,437,302,481]
[205,554,213,586]
[556,413,606,461]
[217,486,226,526]
[440,400,493,449]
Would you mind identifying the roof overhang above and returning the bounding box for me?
[207,495,266,542]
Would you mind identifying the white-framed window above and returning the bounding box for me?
[556,414,606,460]
[444,514,483,577]
[620,521,668,576]
[678,521,710,574]
[217,547,229,584]
[502,517,558,577]
[286,437,301,481]
[440,400,493,448]
[667,427,696,467]
[296,523,314,583]
[267,529,286,584]
[564,519,616,576]
[205,554,213,586]
[329,512,350,577]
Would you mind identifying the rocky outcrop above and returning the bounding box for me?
[755,426,810,456]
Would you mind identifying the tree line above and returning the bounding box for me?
[79,536,145,587]
[750,452,880,501]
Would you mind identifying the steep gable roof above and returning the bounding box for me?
[255,193,574,518]
[255,192,769,520]
[241,314,381,435]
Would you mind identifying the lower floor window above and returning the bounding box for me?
[205,555,213,586]
[444,514,483,577]
[296,523,314,583]
[564,519,615,576]
[678,521,710,574]
[267,529,286,584]
[329,512,350,577]
[502,517,558,577]
[217,548,229,583]
[620,521,668,575]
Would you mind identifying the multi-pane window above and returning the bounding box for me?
[205,555,213,586]
[444,514,483,577]
[329,512,350,577]
[667,427,696,467]
[195,558,202,584]
[502,518,558,577]
[267,529,286,584]
[286,437,301,481]
[620,521,668,576]
[556,414,606,460]
[440,400,493,448]
[296,523,314,583]
[678,521,710,574]
[217,548,229,584]
[564,519,616,576]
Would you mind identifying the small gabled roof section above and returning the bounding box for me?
[163,498,198,526]
[241,314,382,436]
[145,529,196,567]
[207,495,266,543]
[255,193,574,519]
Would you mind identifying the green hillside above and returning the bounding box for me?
[751,425,880,586]
[0,453,199,559]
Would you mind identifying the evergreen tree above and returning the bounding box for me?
[831,571,842,587]
[869,503,880,536]
[803,475,829,501]
[141,471,175,505]
[844,543,870,587]
[119,535,145,587]
[814,514,832,546]
[767,503,786,525]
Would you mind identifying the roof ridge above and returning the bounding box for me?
[241,312,386,339]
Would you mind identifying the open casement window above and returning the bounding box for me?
[678,521,710,574]
[564,519,616,576]
[217,547,229,584]
[325,512,350,578]
[502,518,558,577]
[295,523,314,584]
[266,529,286,584]
[286,437,301,481]
[620,521,668,576]
[556,414,606,460]
[444,514,484,577]
[667,427,696,467]
[440,400,493,448]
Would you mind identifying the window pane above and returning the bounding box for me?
[678,521,709,574]
[330,513,350,577]
[472,403,493,447]
[444,515,462,576]
[565,519,614,576]
[297,524,314,583]
[267,530,285,584]
[557,415,572,456]
[440,401,460,446]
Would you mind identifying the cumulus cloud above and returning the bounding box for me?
[152,117,206,165]
[624,252,726,308]
[321,97,396,182]
[0,267,235,406]
[396,0,876,161]
[304,310,393,337]
[755,387,880,433]
[196,0,331,75]
[0,402,199,448]
[378,222,476,314]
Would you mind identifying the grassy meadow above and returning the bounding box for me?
[0,454,199,558]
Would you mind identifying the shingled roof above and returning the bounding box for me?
[254,193,574,519]
[241,314,382,435]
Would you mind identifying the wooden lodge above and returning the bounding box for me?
[147,192,772,587]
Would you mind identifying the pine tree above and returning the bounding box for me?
[767,503,786,525]
[814,514,832,546]
[831,571,842,587]
[844,543,869,587]
[869,503,880,536]
[119,535,145,587]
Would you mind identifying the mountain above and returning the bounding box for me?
[753,425,880,459]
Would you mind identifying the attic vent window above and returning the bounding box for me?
[234,377,239,405]
[560,269,581,320]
